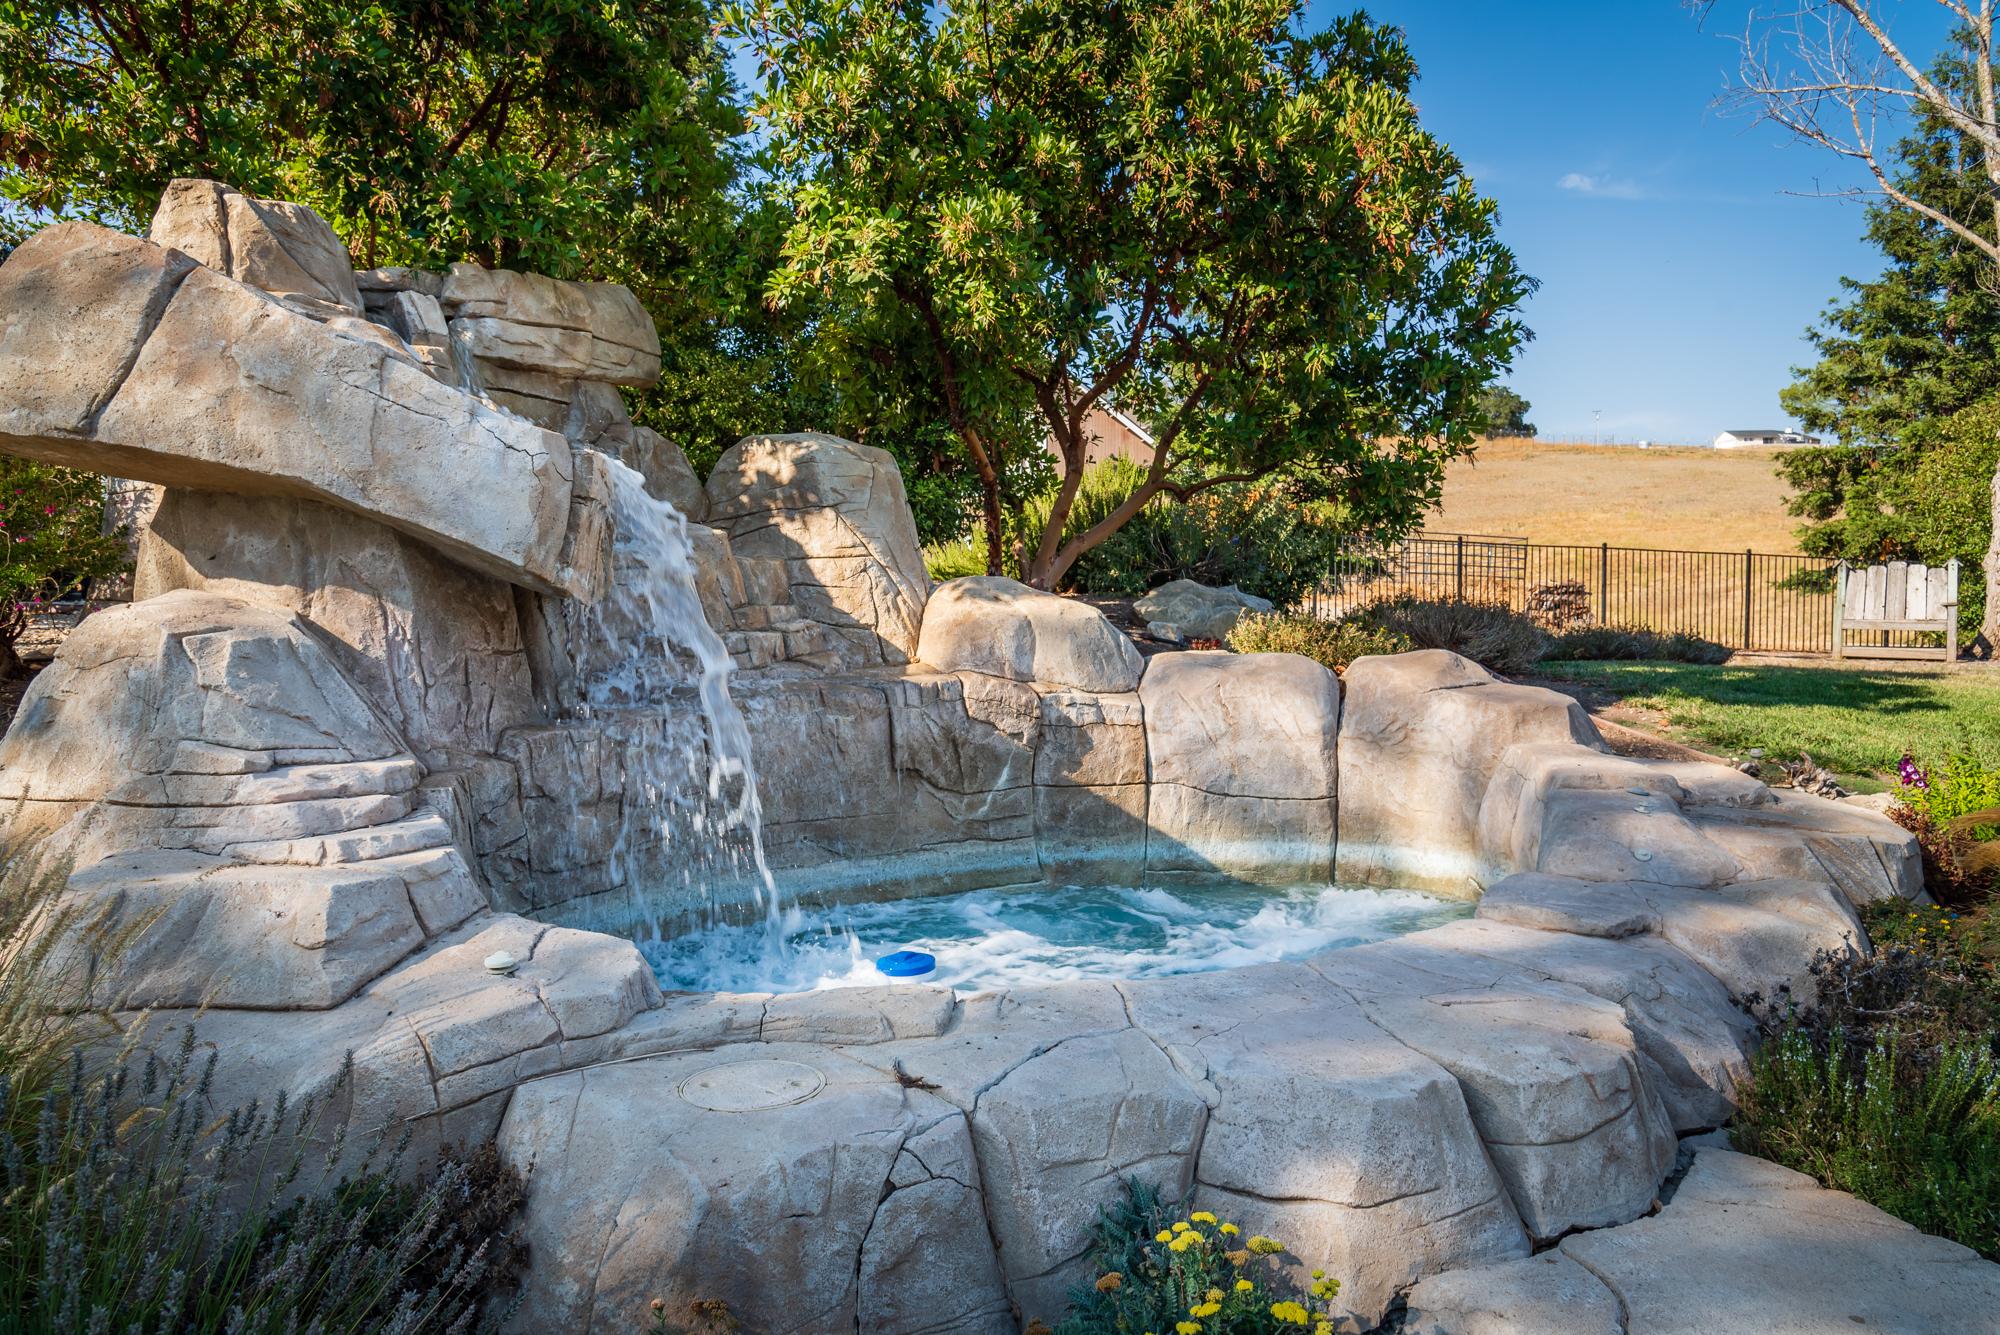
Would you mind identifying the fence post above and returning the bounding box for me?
[1597,543,1608,625]
[1742,549,1754,648]
[1455,534,1465,601]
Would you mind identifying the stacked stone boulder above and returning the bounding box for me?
[0,182,1984,1334]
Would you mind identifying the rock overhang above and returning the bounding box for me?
[0,220,609,601]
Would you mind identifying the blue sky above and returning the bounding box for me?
[1357,1,1947,444]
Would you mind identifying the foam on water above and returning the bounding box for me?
[642,880,1473,994]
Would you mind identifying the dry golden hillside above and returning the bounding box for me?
[1428,440,1803,554]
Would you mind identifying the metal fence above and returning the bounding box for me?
[1302,532,1854,654]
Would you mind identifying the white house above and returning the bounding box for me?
[1712,428,1822,449]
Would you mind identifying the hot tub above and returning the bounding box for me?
[641,878,1472,993]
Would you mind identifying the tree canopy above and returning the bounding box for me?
[0,0,739,313]
[1476,385,1536,438]
[1769,48,2000,646]
[1779,88,2000,448]
[732,0,1533,587]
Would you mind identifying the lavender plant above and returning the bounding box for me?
[0,852,523,1331]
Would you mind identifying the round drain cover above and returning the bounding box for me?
[676,1059,827,1112]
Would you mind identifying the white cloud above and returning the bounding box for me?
[1556,171,1646,200]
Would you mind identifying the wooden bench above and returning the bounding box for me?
[1832,559,1959,661]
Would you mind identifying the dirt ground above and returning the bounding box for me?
[1521,672,1728,764]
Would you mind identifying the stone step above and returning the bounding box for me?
[226,809,456,866]
[1403,1142,2000,1333]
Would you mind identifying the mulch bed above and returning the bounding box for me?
[0,666,35,735]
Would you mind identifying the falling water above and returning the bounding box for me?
[570,458,781,934]
[449,322,487,398]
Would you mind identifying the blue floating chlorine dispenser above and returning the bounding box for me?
[875,949,936,979]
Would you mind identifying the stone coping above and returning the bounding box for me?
[148,816,1913,1331]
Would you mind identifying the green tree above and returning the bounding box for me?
[0,1,739,311]
[732,0,1533,587]
[1708,3,2000,651]
[1476,385,1536,438]
[0,460,129,679]
[1766,71,2000,649]
[636,197,1050,543]
[1779,100,2000,448]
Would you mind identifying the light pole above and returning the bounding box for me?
[1592,409,1602,446]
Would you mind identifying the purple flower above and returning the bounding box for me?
[1897,754,1928,791]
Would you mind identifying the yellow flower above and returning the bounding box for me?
[1095,1273,1123,1292]
[1191,1210,1218,1224]
[1172,1220,1193,1233]
[1218,1222,1240,1236]
[1156,1230,1173,1244]
[1269,1300,1310,1326]
[1169,1234,1197,1253]
[1313,1324,1335,1335]
[1224,1249,1250,1267]
[1246,1235,1286,1255]
[1176,1324,1201,1335]
[1235,1279,1254,1293]
[1205,1289,1224,1303]
[1191,1302,1221,1317]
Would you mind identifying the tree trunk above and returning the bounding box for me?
[1983,460,2000,656]
[979,473,1005,578]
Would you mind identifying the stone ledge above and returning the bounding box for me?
[1403,1143,2000,1334]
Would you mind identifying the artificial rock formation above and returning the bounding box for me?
[0,181,1973,1335]
[0,589,484,1009]
[0,220,604,599]
[705,432,932,668]
[1134,577,1275,641]
[150,178,368,319]
[1403,1142,2000,1334]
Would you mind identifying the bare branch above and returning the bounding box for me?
[1715,0,2000,269]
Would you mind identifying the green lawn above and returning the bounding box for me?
[1538,662,2000,780]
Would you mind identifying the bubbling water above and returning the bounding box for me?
[571,459,781,933]
[642,880,1474,994]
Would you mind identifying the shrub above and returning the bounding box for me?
[1904,400,2000,641]
[1013,461,1350,605]
[1542,623,1733,665]
[1088,486,1349,607]
[1226,612,1410,676]
[1054,1180,1341,1335]
[0,854,525,1331]
[1894,754,2000,905]
[1733,1026,2000,1258]
[1731,901,2000,1259]
[923,536,989,582]
[0,458,131,678]
[1351,595,1549,676]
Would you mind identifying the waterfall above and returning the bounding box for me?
[571,458,781,932]
[449,322,486,398]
